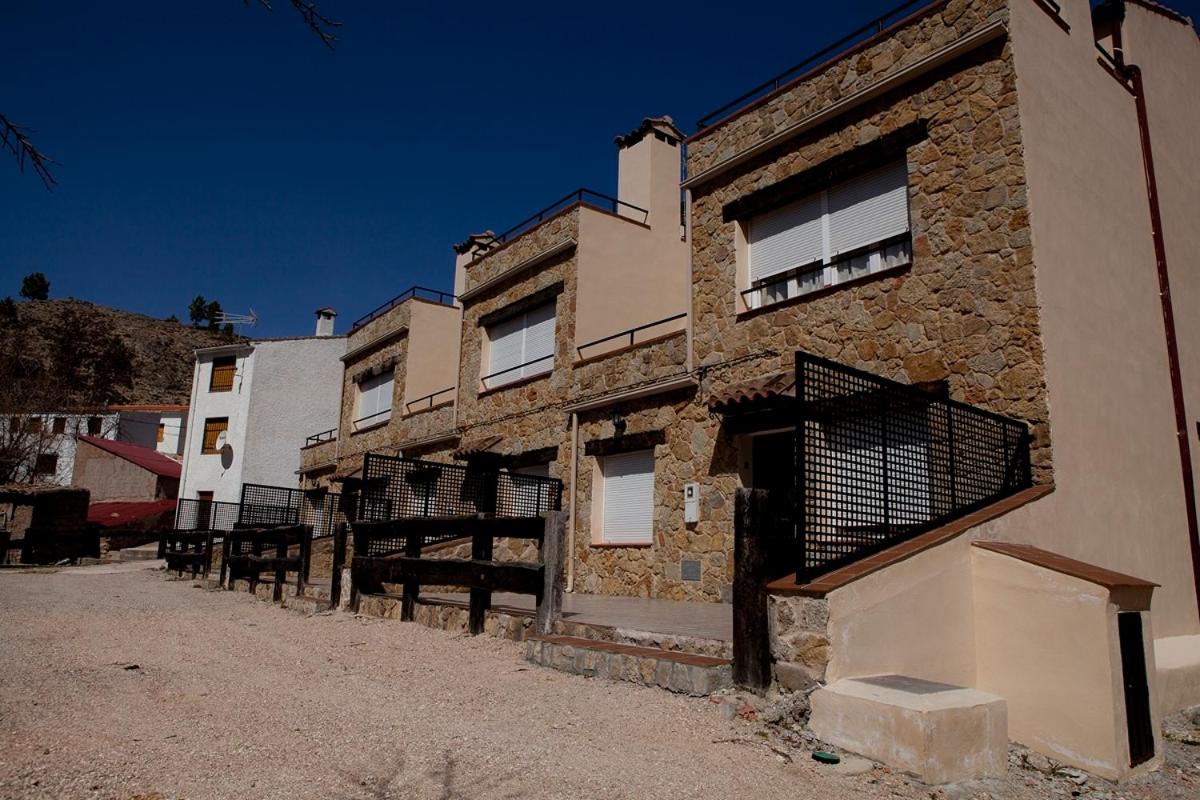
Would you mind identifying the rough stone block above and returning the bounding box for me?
[810,676,1007,784]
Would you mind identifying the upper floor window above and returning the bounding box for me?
[209,356,237,392]
[355,371,394,430]
[157,422,165,443]
[34,453,58,476]
[52,417,66,434]
[86,416,102,435]
[745,159,911,310]
[483,302,555,390]
[201,417,228,455]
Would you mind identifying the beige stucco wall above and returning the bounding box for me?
[574,206,688,359]
[972,546,1160,780]
[1007,0,1200,636]
[71,440,161,502]
[403,300,461,409]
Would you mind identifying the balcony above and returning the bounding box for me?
[350,286,456,333]
[475,188,649,254]
[299,428,337,475]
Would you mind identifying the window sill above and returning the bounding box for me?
[737,261,912,320]
[589,540,653,549]
[478,371,551,398]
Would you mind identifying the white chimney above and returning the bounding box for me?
[315,307,337,337]
[614,116,684,231]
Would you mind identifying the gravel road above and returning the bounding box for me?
[1,563,1197,800]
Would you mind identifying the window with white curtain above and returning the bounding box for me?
[745,159,911,309]
[355,371,394,429]
[483,302,556,389]
[599,449,655,545]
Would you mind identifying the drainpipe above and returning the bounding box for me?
[566,411,579,592]
[1122,59,1200,621]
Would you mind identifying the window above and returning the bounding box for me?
[745,159,911,309]
[25,417,42,433]
[209,356,237,392]
[52,417,66,434]
[8,417,18,434]
[34,453,58,476]
[87,417,102,435]
[157,422,165,443]
[354,371,394,430]
[484,302,555,389]
[201,418,229,454]
[599,449,655,545]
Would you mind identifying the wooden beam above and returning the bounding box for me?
[350,556,543,596]
[734,489,772,693]
[536,511,567,635]
[353,515,547,543]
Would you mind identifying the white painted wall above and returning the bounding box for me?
[2,412,119,486]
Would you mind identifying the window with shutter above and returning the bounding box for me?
[483,302,556,389]
[201,418,229,455]
[355,371,395,429]
[209,356,237,392]
[745,158,911,309]
[600,449,655,545]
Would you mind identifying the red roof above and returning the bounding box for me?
[87,499,177,528]
[78,436,183,479]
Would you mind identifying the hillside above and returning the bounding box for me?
[0,298,242,407]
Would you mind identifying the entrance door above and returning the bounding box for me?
[751,431,796,573]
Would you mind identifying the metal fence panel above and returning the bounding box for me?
[795,351,1031,581]
[175,498,240,532]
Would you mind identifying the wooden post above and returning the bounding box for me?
[203,531,214,580]
[297,525,312,597]
[536,511,567,635]
[330,522,346,609]
[469,527,494,635]
[219,536,231,588]
[157,531,167,560]
[734,489,772,693]
[400,533,421,621]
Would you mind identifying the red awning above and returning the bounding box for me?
[87,499,177,529]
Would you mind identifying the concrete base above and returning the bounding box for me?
[1155,635,1200,716]
[810,675,1007,785]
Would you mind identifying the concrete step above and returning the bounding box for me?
[526,634,732,696]
[117,542,163,561]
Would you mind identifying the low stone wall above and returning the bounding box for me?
[768,594,830,692]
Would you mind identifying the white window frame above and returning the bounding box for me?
[354,371,394,430]
[482,302,556,390]
[598,449,656,545]
[744,159,912,310]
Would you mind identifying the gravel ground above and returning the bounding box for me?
[0,563,1197,800]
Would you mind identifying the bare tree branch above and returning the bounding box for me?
[249,0,342,49]
[0,113,57,191]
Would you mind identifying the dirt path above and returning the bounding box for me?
[0,564,1196,800]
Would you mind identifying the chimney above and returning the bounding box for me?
[452,231,497,300]
[614,116,684,231]
[314,307,337,337]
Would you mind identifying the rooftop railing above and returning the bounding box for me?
[304,428,337,447]
[694,0,936,132]
[792,351,1032,582]
[477,188,649,252]
[350,286,457,332]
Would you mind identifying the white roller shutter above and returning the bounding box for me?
[521,302,556,377]
[357,372,394,424]
[748,193,823,283]
[487,314,525,384]
[601,449,655,544]
[826,160,909,257]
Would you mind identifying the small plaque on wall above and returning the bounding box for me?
[681,559,702,582]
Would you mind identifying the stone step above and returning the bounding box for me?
[116,543,163,561]
[282,593,332,615]
[526,634,732,696]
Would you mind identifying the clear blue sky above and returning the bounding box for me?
[2,1,1197,336]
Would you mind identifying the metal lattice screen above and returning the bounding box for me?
[355,453,563,556]
[236,484,347,539]
[175,498,240,532]
[795,351,1031,581]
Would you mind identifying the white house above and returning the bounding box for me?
[177,312,345,505]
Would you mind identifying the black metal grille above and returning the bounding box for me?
[794,351,1032,581]
[237,484,348,539]
[175,498,240,532]
[354,453,563,555]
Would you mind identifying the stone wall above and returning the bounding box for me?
[687,5,1051,477]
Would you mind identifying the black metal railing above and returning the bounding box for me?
[352,408,392,431]
[793,351,1032,582]
[304,428,337,447]
[175,498,240,532]
[575,312,687,361]
[354,453,563,555]
[404,386,456,415]
[237,484,350,539]
[695,0,934,131]
[480,354,554,390]
[350,286,457,331]
[479,189,649,251]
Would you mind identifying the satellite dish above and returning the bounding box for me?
[215,431,229,451]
